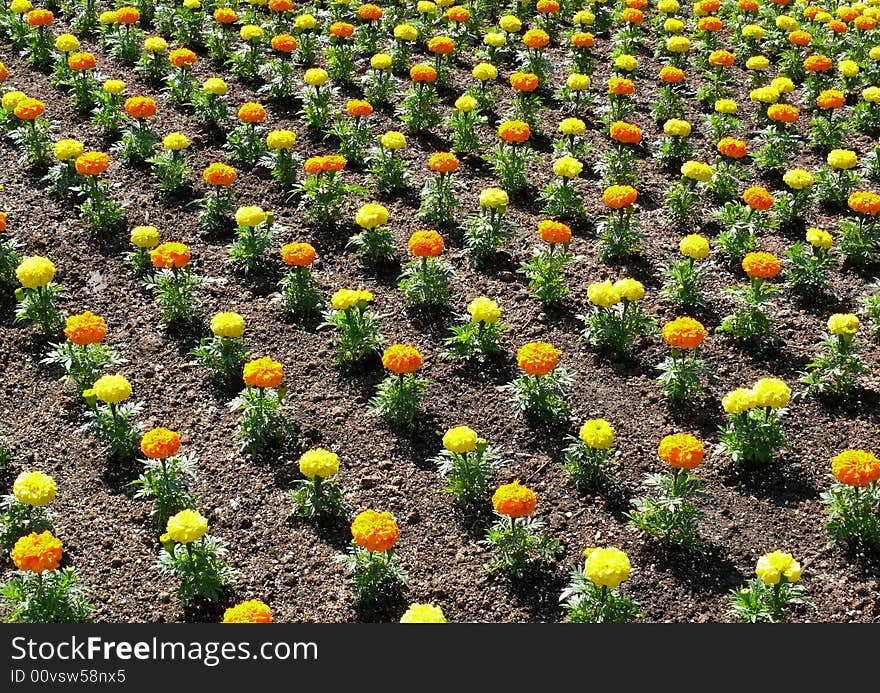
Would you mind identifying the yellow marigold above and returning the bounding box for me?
[722,388,755,414]
[294,13,318,30]
[751,377,791,408]
[863,86,880,103]
[614,54,638,72]
[379,131,406,150]
[223,599,273,623]
[559,117,586,136]
[602,185,638,209]
[400,603,446,623]
[64,311,107,346]
[666,35,691,52]
[613,278,645,301]
[13,471,57,507]
[443,426,478,454]
[839,59,860,78]
[472,62,497,81]
[299,448,340,479]
[266,129,295,150]
[454,94,478,112]
[370,53,392,70]
[382,344,423,374]
[492,479,537,517]
[579,419,615,449]
[351,509,399,551]
[240,24,264,41]
[680,160,713,182]
[831,449,880,487]
[714,99,737,114]
[467,296,501,324]
[140,427,181,459]
[828,149,858,170]
[93,374,132,404]
[202,78,227,95]
[742,23,765,39]
[806,228,832,250]
[662,316,706,349]
[746,55,770,71]
[566,73,591,90]
[750,86,780,104]
[553,155,583,178]
[235,206,267,228]
[281,242,316,267]
[498,14,522,32]
[394,23,419,40]
[827,313,859,336]
[771,77,795,94]
[587,279,621,308]
[54,33,79,52]
[11,531,63,573]
[479,187,508,209]
[783,168,814,190]
[680,234,709,259]
[742,251,781,279]
[243,356,284,388]
[166,509,209,544]
[162,132,190,151]
[755,551,801,585]
[16,256,55,289]
[210,311,246,339]
[355,203,389,229]
[143,36,168,54]
[303,68,329,86]
[331,289,372,310]
[583,547,631,588]
[516,341,561,376]
[663,119,691,137]
[2,91,27,111]
[131,225,159,249]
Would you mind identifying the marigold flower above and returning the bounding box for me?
[13,97,44,120]
[828,149,858,170]
[444,5,469,22]
[294,13,317,31]
[223,599,273,623]
[521,28,549,50]
[299,448,340,479]
[579,419,615,449]
[331,289,373,311]
[210,311,246,338]
[380,131,406,150]
[140,427,181,459]
[847,191,880,216]
[602,185,638,209]
[271,34,297,52]
[659,65,684,83]
[355,203,389,230]
[816,89,845,109]
[608,76,635,96]
[131,225,159,249]
[238,101,267,123]
[243,356,284,388]
[55,33,79,52]
[214,7,237,23]
[662,316,706,350]
[538,220,572,244]
[472,62,497,81]
[467,297,501,324]
[166,509,208,544]
[708,49,735,67]
[329,21,355,38]
[163,132,190,151]
[26,8,53,25]
[382,344,423,375]
[566,73,591,90]
[266,129,295,151]
[400,603,446,623]
[169,48,197,68]
[559,118,586,136]
[346,99,373,118]
[427,35,455,55]
[410,63,437,83]
[788,30,812,46]
[150,241,191,269]
[767,103,799,124]
[394,23,419,41]
[16,256,55,289]
[492,480,537,518]
[588,279,620,308]
[11,531,62,573]
[609,121,642,144]
[804,54,833,72]
[722,388,754,414]
[510,71,539,92]
[281,241,316,267]
[202,78,227,96]
[717,137,747,159]
[115,5,139,23]
[428,152,459,173]
[583,547,631,588]
[663,119,691,137]
[621,7,644,23]
[743,186,774,211]
[614,278,645,301]
[351,509,399,552]
[408,230,444,257]
[831,449,880,487]
[771,77,795,95]
[240,24,263,41]
[92,374,132,404]
[498,14,521,32]
[746,55,770,71]
[64,311,107,346]
[443,426,478,454]
[680,234,710,259]
[755,551,801,585]
[13,471,57,507]
[681,160,712,182]
[806,228,832,250]
[269,0,294,12]
[827,313,859,336]
[666,35,691,52]
[497,120,530,143]
[67,51,96,71]
[552,156,582,179]
[658,433,704,469]
[303,68,328,87]
[124,96,157,118]
[235,206,267,228]
[751,377,791,408]
[516,341,561,376]
[0,62,8,83]
[322,155,346,172]
[741,251,780,279]
[536,0,559,12]
[714,99,737,114]
[203,162,237,186]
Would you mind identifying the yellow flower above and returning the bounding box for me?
[304,68,328,86]
[298,448,340,479]
[587,280,621,308]
[863,86,880,103]
[827,313,859,336]
[443,426,478,454]
[9,0,32,13]
[54,138,84,162]
[467,296,501,323]
[681,160,713,182]
[162,132,190,151]
[331,288,372,310]
[202,78,227,95]
[234,206,267,228]
[355,203,389,229]
[771,77,795,94]
[750,86,780,104]
[722,388,754,414]
[666,36,691,53]
[166,509,209,544]
[102,79,124,95]
[783,168,814,190]
[13,471,57,507]
[99,10,118,24]
[379,130,406,150]
[2,91,28,111]
[472,62,498,81]
[370,53,392,70]
[91,374,132,405]
[579,419,615,449]
[294,13,318,30]
[755,551,801,585]
[870,46,880,61]
[613,278,645,302]
[583,547,631,588]
[400,603,447,623]
[266,129,296,150]
[54,33,80,52]
[751,377,791,408]
[240,24,264,41]
[657,0,679,12]
[746,55,770,71]
[210,312,246,338]
[498,14,522,32]
[827,149,858,170]
[393,23,419,41]
[664,18,684,33]
[663,119,691,137]
[183,0,200,8]
[573,10,595,25]
[130,225,160,249]
[680,234,710,259]
[559,117,586,136]
[143,36,168,54]
[742,24,765,39]
[614,54,638,72]
[775,15,798,31]
[416,0,436,13]
[567,73,591,90]
[714,99,737,114]
[478,187,508,209]
[454,94,478,112]
[806,227,832,249]
[16,256,55,289]
[553,155,583,178]
[839,60,860,78]
[483,31,506,47]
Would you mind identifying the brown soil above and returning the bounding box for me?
[0,5,879,624]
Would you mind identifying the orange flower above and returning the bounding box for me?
[64,311,107,345]
[169,48,197,68]
[492,480,537,518]
[445,5,470,22]
[271,34,298,52]
[658,434,704,470]
[356,3,383,20]
[831,449,880,487]
[602,185,638,209]
[75,151,110,176]
[116,6,140,23]
[827,20,847,34]
[854,16,877,30]
[802,5,823,19]
[516,341,561,376]
[510,71,539,92]
[848,191,880,216]
[140,427,181,459]
[382,344,423,375]
[743,186,774,211]
[536,0,560,12]
[26,8,54,26]
[67,52,96,71]
[571,32,595,49]
[351,510,399,552]
[804,54,833,72]
[538,220,572,244]
[281,241,316,266]
[698,16,723,31]
[0,211,7,233]
[11,531,63,573]
[742,251,781,279]
[659,66,684,83]
[708,50,735,67]
[321,154,346,172]
[738,0,759,10]
[238,101,267,123]
[150,241,191,270]
[620,7,644,23]
[303,156,324,175]
[0,62,8,83]
[329,21,355,38]
[609,121,643,144]
[427,36,455,55]
[497,120,530,144]
[223,599,274,623]
[243,356,284,388]
[124,96,157,119]
[717,137,747,159]
[13,98,44,120]
[408,230,444,257]
[410,63,437,83]
[816,89,845,109]
[767,103,799,124]
[523,28,550,49]
[788,30,812,46]
[662,317,706,349]
[203,162,237,186]
[214,7,238,23]
[428,151,459,173]
[346,99,373,117]
[608,76,635,96]
[627,0,648,7]
[269,0,294,10]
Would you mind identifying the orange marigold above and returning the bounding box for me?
[382,344,423,375]
[847,191,880,216]
[510,71,539,92]
[151,241,191,269]
[523,28,550,49]
[408,230,444,257]
[26,8,53,26]
[536,0,560,11]
[602,184,638,209]
[698,16,723,31]
[662,317,706,349]
[410,63,438,83]
[816,89,845,109]
[0,211,7,233]
[351,509,399,552]
[609,121,643,144]
[445,5,470,22]
[804,54,833,72]
[281,241,317,266]
[767,103,799,124]
[743,185,774,211]
[658,434,704,470]
[827,20,847,34]
[538,220,572,244]
[428,151,459,173]
[717,137,747,159]
[708,50,735,67]
[738,0,759,10]
[116,6,140,23]
[659,66,684,83]
[427,36,455,55]
[11,531,63,573]
[354,2,382,20]
[140,427,181,459]
[492,480,537,518]
[831,449,880,487]
[346,99,373,117]
[124,96,157,118]
[329,21,355,38]
[169,48,197,68]
[67,52,96,71]
[64,311,107,345]
[571,32,595,49]
[742,251,781,279]
[303,156,323,175]
[516,341,561,376]
[788,30,812,46]
[620,8,644,23]
[269,0,294,11]
[497,120,530,143]
[75,151,110,176]
[203,162,237,186]
[243,356,284,388]
[13,98,44,120]
[223,599,274,623]
[214,7,238,23]
[608,76,635,96]
[321,154,346,172]
[854,16,877,31]
[271,34,298,52]
[238,101,266,123]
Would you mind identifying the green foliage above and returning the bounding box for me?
[627,469,706,548]
[560,567,641,623]
[728,577,812,624]
[131,454,198,532]
[338,545,409,605]
[561,439,616,492]
[656,350,711,402]
[506,368,572,423]
[0,497,53,553]
[716,407,790,466]
[1,569,94,623]
[191,336,250,380]
[84,400,144,460]
[398,257,454,307]
[42,341,121,394]
[800,333,866,397]
[146,268,202,323]
[228,385,295,456]
[158,536,235,605]
[290,477,349,520]
[443,318,506,362]
[579,300,656,359]
[431,439,503,504]
[784,242,833,298]
[520,244,571,304]
[822,481,880,551]
[661,256,707,308]
[369,373,429,429]
[14,284,66,335]
[279,268,324,317]
[482,514,563,580]
[320,305,385,365]
[717,277,778,343]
